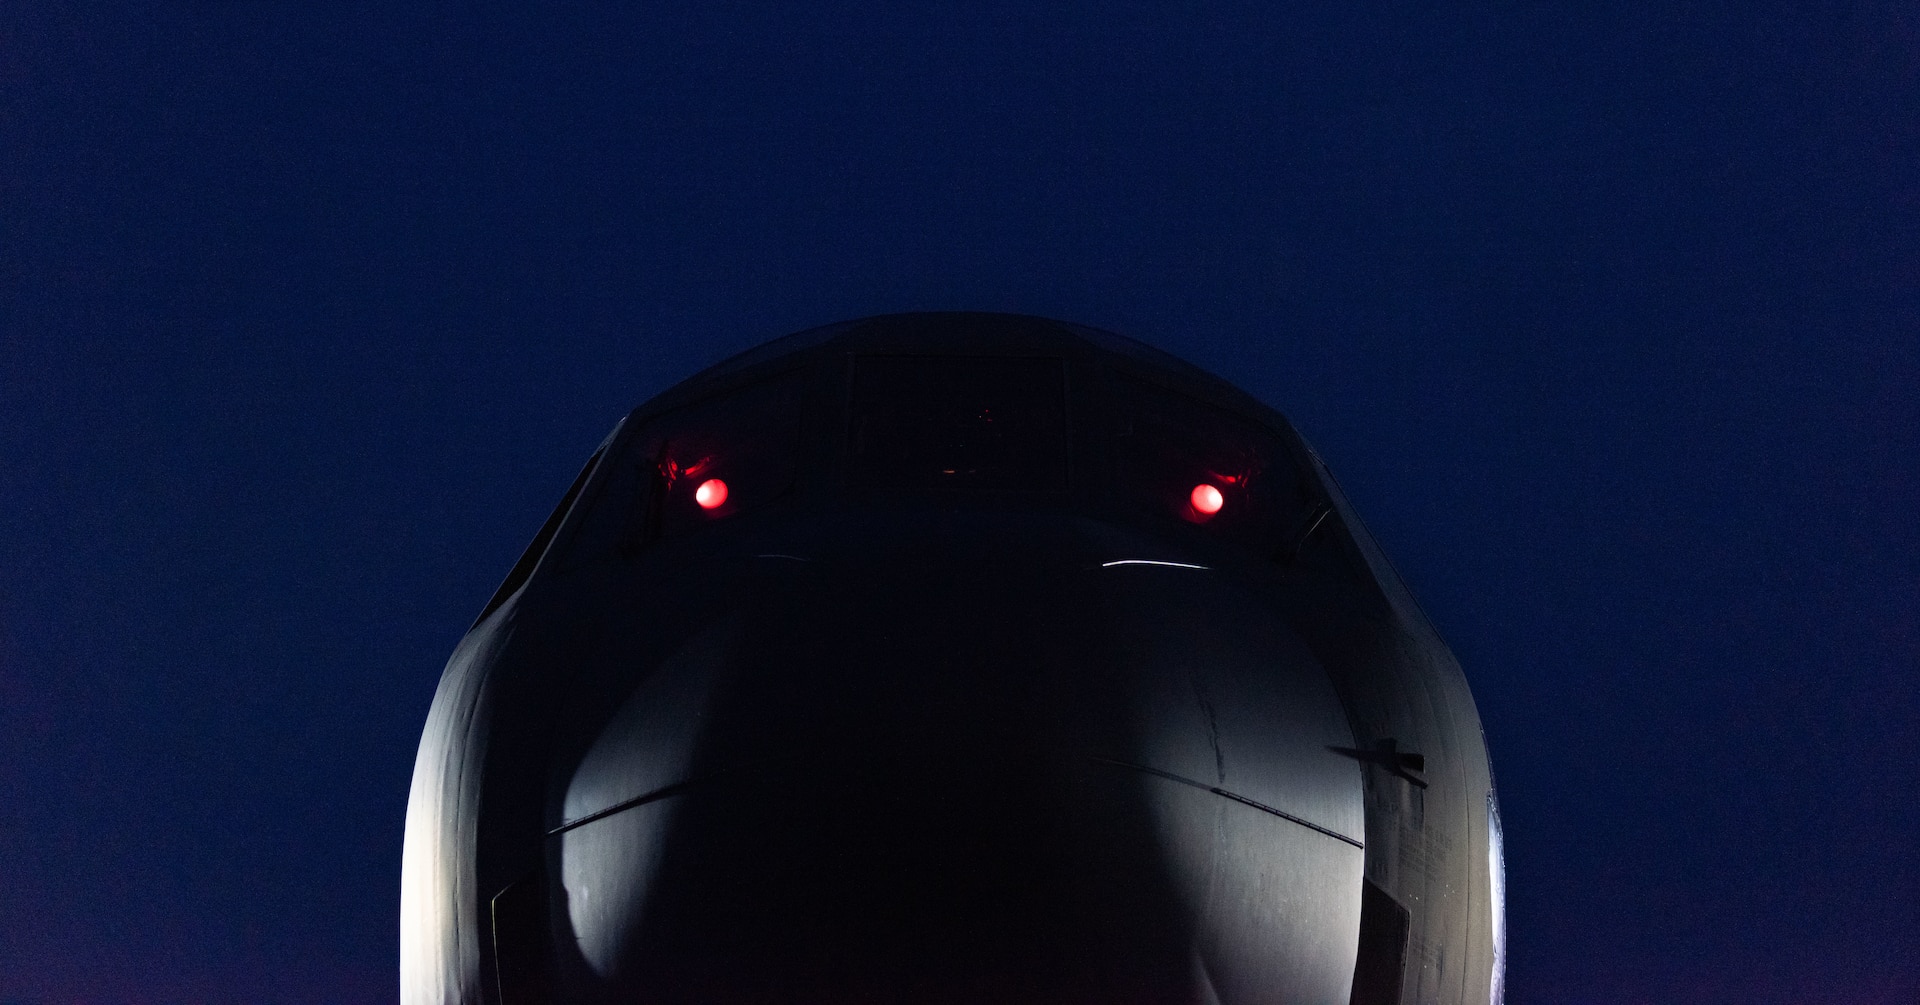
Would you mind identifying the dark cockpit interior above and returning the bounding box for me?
[473,315,1371,629]
[615,354,1316,556]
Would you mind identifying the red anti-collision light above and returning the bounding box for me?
[1190,483,1224,516]
[695,478,729,509]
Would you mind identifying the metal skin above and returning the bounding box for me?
[401,314,1503,1005]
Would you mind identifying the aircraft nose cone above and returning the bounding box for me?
[546,522,1365,1003]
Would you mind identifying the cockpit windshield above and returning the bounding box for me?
[847,355,1070,492]
[587,353,1313,564]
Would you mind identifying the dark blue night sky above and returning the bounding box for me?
[4,3,1915,1002]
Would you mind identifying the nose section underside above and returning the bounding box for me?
[543,527,1365,1003]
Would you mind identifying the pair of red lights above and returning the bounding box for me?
[694,476,1220,516]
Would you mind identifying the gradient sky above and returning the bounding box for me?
[4,3,1916,1002]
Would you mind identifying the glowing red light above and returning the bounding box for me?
[1190,483,1224,516]
[695,478,729,509]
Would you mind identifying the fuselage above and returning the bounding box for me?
[401,313,1503,1005]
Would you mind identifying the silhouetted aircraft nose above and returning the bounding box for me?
[405,315,1501,1005]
